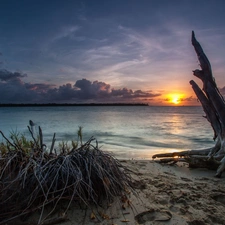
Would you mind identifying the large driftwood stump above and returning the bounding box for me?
[153,31,225,177]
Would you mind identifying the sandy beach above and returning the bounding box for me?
[30,160,225,225]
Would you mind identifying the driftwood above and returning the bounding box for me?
[153,31,225,177]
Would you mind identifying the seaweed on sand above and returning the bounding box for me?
[0,124,134,224]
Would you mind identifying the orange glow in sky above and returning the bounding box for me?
[165,93,185,105]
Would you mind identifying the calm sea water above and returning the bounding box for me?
[0,106,214,159]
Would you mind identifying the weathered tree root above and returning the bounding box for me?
[153,31,225,177]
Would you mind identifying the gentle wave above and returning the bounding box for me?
[0,106,214,159]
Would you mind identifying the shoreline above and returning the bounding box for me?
[15,160,225,225]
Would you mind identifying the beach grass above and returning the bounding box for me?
[0,124,134,224]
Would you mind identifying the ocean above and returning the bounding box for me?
[0,106,214,159]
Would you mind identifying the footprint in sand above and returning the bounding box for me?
[135,209,172,224]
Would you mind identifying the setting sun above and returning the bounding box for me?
[172,96,180,104]
[166,94,184,105]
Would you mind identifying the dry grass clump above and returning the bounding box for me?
[0,124,134,224]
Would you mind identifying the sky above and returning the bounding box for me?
[1,0,225,105]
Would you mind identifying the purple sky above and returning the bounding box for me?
[1,0,225,105]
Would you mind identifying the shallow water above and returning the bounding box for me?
[0,106,214,159]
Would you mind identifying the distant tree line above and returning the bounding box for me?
[0,103,149,107]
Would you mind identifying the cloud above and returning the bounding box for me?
[36,20,196,92]
[183,96,196,102]
[0,70,27,82]
[59,23,194,90]
[163,96,197,104]
[0,69,160,104]
[52,25,80,42]
[73,79,111,99]
[24,83,55,93]
[0,70,37,103]
[111,88,160,99]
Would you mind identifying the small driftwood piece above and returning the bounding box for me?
[153,31,225,177]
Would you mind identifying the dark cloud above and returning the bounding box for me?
[24,83,55,93]
[0,69,27,82]
[0,79,37,103]
[0,69,160,103]
[111,88,160,99]
[111,88,133,97]
[0,69,50,103]
[164,96,198,104]
[183,96,195,102]
[164,98,170,102]
[133,90,160,98]
[74,79,111,99]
